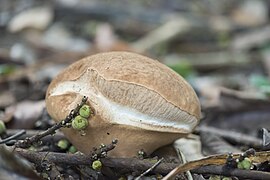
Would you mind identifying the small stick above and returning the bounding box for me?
[16,149,270,180]
[0,130,26,144]
[6,129,65,142]
[135,158,164,180]
[196,126,262,148]
[192,165,270,180]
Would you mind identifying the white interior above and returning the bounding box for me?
[50,78,197,133]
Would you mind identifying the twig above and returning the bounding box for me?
[192,165,270,180]
[16,149,270,180]
[132,19,191,53]
[14,96,88,149]
[231,25,270,51]
[16,148,175,173]
[6,129,65,142]
[163,51,254,70]
[196,125,262,148]
[162,150,270,179]
[91,140,117,159]
[0,130,26,144]
[135,158,164,180]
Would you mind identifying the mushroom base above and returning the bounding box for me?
[61,122,186,157]
[46,94,187,157]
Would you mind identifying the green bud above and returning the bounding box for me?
[92,160,102,170]
[237,157,252,170]
[79,105,91,118]
[237,161,244,169]
[68,145,77,154]
[241,157,252,170]
[0,120,6,135]
[57,139,69,150]
[72,115,89,130]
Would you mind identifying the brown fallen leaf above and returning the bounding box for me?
[4,100,45,129]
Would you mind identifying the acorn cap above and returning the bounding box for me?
[45,51,201,157]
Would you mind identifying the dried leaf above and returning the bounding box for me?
[8,6,53,33]
[174,135,204,162]
[4,100,45,129]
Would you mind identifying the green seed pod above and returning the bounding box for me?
[57,139,70,150]
[237,157,252,170]
[72,115,89,130]
[79,105,91,118]
[68,145,77,154]
[237,161,244,169]
[0,120,6,135]
[241,157,252,170]
[92,160,102,170]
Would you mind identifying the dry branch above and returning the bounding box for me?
[15,148,270,180]
[163,150,270,179]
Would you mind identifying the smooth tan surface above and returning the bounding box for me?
[46,51,201,157]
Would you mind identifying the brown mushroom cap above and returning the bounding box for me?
[45,51,201,157]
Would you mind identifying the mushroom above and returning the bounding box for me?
[45,51,201,157]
